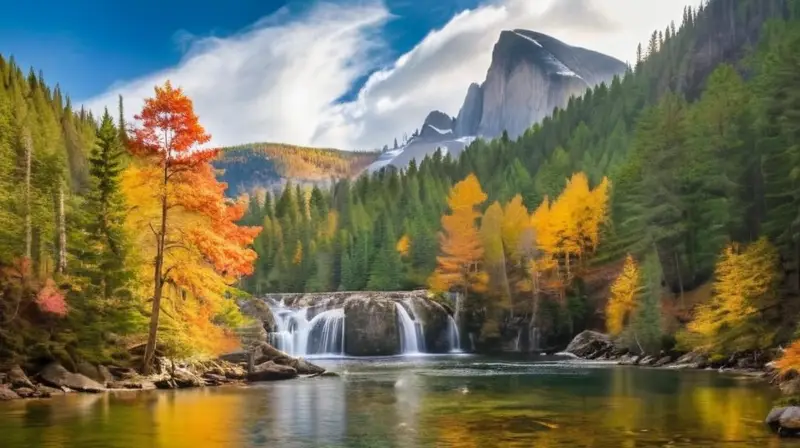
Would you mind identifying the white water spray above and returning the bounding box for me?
[265,299,345,357]
[395,302,423,354]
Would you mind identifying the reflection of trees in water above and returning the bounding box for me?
[265,379,346,447]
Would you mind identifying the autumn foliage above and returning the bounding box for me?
[680,237,781,355]
[429,174,488,298]
[606,255,640,336]
[127,81,260,364]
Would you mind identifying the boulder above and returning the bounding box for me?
[154,378,176,390]
[224,365,247,380]
[252,342,326,375]
[98,366,116,384]
[7,365,35,389]
[203,373,228,386]
[219,351,249,364]
[564,331,614,359]
[344,297,401,356]
[247,361,298,382]
[14,387,37,399]
[669,352,709,370]
[38,385,63,396]
[654,356,673,367]
[767,407,788,431]
[780,407,800,430]
[618,354,639,365]
[639,356,656,366]
[172,369,204,388]
[38,363,105,393]
[0,385,20,400]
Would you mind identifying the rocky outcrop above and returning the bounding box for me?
[454,83,483,137]
[253,342,325,375]
[476,30,625,139]
[564,331,615,358]
[419,111,455,139]
[0,385,20,400]
[38,363,106,393]
[345,297,400,356]
[7,365,35,389]
[248,361,298,382]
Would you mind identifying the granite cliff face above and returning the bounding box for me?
[473,30,625,139]
[368,29,626,172]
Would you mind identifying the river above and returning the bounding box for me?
[0,355,795,447]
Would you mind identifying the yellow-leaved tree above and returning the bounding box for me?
[429,174,488,302]
[606,254,641,336]
[680,237,780,356]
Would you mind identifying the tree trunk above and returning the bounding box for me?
[57,184,67,274]
[673,251,685,306]
[142,160,169,374]
[23,132,32,260]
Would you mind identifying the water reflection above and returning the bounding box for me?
[0,358,794,448]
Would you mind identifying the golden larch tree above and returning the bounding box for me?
[685,237,780,354]
[606,254,641,336]
[429,174,488,300]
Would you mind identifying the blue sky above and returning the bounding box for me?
[1,0,693,150]
[1,0,481,100]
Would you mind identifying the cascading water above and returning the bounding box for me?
[395,302,423,354]
[403,299,427,352]
[265,299,345,357]
[449,293,463,352]
[447,316,461,353]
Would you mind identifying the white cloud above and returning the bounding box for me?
[81,0,696,151]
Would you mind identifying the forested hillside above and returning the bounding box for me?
[0,58,258,368]
[238,0,800,357]
[215,143,379,195]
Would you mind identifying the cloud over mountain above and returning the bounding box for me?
[81,0,694,151]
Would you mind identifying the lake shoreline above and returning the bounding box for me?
[0,342,334,402]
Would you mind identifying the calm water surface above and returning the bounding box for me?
[0,355,796,447]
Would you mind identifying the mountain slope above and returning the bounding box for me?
[215,143,379,195]
[368,29,627,173]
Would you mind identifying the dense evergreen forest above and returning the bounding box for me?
[238,0,800,359]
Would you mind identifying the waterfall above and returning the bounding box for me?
[265,299,345,357]
[447,316,461,353]
[395,302,422,354]
[449,293,462,352]
[403,299,427,352]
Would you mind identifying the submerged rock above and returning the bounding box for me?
[38,363,106,393]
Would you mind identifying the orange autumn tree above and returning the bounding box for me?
[429,173,488,302]
[127,81,260,371]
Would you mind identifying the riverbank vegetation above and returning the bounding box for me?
[236,0,800,361]
[0,68,259,369]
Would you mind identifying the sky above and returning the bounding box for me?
[2,0,696,151]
